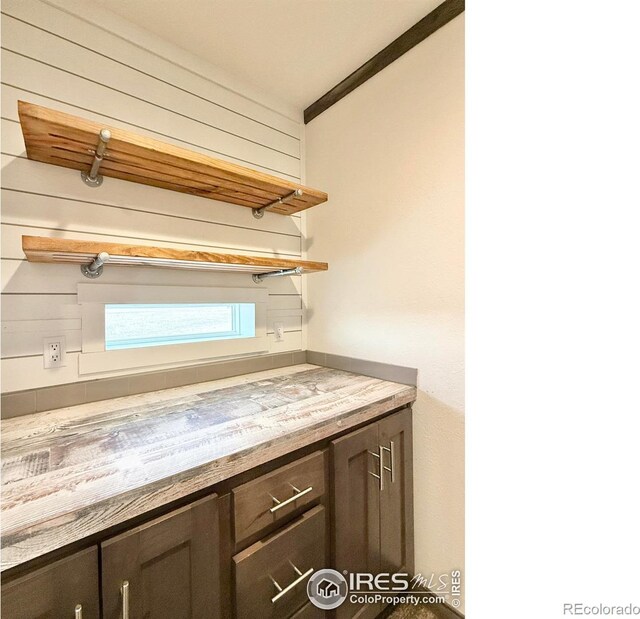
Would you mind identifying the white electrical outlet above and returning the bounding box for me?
[43,336,66,369]
[274,321,285,342]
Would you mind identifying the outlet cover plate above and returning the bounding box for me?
[43,336,66,369]
[274,321,285,342]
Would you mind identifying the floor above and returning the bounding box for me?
[386,601,462,619]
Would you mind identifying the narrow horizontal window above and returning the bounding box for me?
[105,303,255,350]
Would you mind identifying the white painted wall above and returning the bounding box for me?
[1,0,307,392]
[304,14,465,612]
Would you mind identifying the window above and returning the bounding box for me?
[78,284,268,375]
[105,303,255,350]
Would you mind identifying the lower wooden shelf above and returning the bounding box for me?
[22,236,328,277]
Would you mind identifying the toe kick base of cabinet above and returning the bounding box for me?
[233,505,325,619]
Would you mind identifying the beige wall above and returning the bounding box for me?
[305,14,465,612]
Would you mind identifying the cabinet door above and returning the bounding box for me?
[101,494,220,619]
[1,546,99,619]
[379,408,414,576]
[331,423,382,619]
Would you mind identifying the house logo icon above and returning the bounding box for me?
[317,578,340,598]
[307,569,348,609]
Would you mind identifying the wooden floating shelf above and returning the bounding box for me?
[22,236,329,279]
[17,101,328,216]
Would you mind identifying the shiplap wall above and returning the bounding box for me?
[1,0,307,392]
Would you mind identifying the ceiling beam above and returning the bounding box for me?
[304,0,464,124]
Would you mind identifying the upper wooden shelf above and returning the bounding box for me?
[22,236,328,280]
[17,101,328,216]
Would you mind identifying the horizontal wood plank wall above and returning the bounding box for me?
[0,0,307,392]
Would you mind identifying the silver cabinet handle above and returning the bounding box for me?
[382,440,396,483]
[121,580,129,619]
[270,563,314,603]
[368,445,384,490]
[270,485,313,513]
[75,604,82,619]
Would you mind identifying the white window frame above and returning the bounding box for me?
[104,302,254,350]
[78,284,268,375]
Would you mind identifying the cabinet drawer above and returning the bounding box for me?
[290,602,325,618]
[1,546,99,619]
[233,505,325,619]
[233,450,325,543]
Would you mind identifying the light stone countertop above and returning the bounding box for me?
[1,364,416,571]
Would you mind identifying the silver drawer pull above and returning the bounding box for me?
[381,440,396,483]
[121,580,129,619]
[75,604,82,619]
[270,564,314,603]
[269,485,313,513]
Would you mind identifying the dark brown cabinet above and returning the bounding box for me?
[1,406,413,619]
[290,602,325,618]
[332,421,381,619]
[101,494,220,619]
[379,409,414,577]
[232,450,326,545]
[0,546,100,619]
[233,505,325,619]
[331,408,413,619]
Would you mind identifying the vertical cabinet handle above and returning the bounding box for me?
[121,580,130,619]
[382,440,396,483]
[368,445,385,491]
[75,604,82,619]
